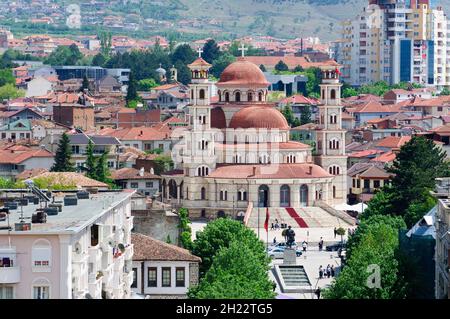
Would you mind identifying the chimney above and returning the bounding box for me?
[139,167,144,177]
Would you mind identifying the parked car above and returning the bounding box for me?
[267,247,302,259]
[326,242,346,252]
[269,242,297,249]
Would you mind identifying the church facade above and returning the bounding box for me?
[162,55,347,219]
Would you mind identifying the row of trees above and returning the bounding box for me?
[342,81,424,98]
[325,136,449,299]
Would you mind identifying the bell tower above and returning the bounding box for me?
[314,66,347,205]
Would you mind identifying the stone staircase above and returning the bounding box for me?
[274,265,312,293]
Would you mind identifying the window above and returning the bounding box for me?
[374,180,381,188]
[146,182,154,188]
[197,166,209,177]
[225,92,230,102]
[147,267,157,287]
[438,107,443,112]
[235,91,241,102]
[220,190,228,201]
[162,267,171,287]
[199,89,205,100]
[32,239,51,270]
[176,267,185,287]
[131,268,138,288]
[258,92,263,101]
[248,92,253,101]
[201,187,206,200]
[330,89,336,99]
[33,286,49,299]
[237,189,247,201]
[0,286,13,299]
[330,114,337,124]
[130,183,139,189]
[329,139,340,150]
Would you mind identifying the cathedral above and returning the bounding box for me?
[162,53,347,219]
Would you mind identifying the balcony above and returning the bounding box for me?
[0,266,20,284]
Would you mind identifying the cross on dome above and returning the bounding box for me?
[238,44,248,57]
[197,47,203,58]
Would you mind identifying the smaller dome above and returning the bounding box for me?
[156,65,166,75]
[229,105,289,130]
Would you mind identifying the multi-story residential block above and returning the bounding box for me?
[431,177,450,299]
[0,190,135,299]
[336,0,450,88]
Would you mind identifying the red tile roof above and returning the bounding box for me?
[244,55,338,69]
[110,168,160,180]
[99,127,169,141]
[371,151,396,163]
[279,95,319,105]
[348,149,383,158]
[208,164,332,179]
[0,148,54,164]
[132,233,201,262]
[375,136,411,149]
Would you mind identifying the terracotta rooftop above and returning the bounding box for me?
[0,147,54,164]
[110,168,160,180]
[132,233,201,262]
[371,151,396,163]
[244,55,338,69]
[207,163,332,179]
[375,136,411,149]
[279,95,319,105]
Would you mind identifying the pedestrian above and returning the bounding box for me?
[302,241,307,252]
[326,264,331,278]
[273,237,277,245]
[319,265,323,279]
[319,237,324,251]
[271,223,274,230]
[315,287,321,299]
[331,265,335,277]
[334,227,337,238]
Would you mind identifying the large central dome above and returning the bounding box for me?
[229,105,289,130]
[218,57,270,87]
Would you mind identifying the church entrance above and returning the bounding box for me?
[168,180,177,199]
[280,185,290,207]
[258,185,270,208]
[300,185,308,207]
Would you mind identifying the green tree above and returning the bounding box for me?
[153,155,173,175]
[45,44,83,66]
[0,69,15,87]
[343,87,358,98]
[178,208,193,250]
[137,78,158,91]
[50,133,75,172]
[259,64,267,72]
[126,71,139,104]
[210,52,236,79]
[292,65,304,73]
[171,44,196,66]
[439,87,450,96]
[363,136,448,227]
[81,75,90,91]
[300,104,312,125]
[202,39,221,64]
[92,53,107,67]
[0,84,25,100]
[85,140,97,180]
[94,151,112,184]
[304,67,322,97]
[191,218,267,277]
[281,103,295,127]
[99,31,112,57]
[274,60,289,72]
[174,60,191,85]
[189,242,275,299]
[323,216,406,299]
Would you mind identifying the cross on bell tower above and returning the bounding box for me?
[238,44,248,57]
[197,47,203,58]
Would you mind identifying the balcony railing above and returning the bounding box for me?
[0,266,20,284]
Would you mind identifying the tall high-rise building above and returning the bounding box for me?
[336,0,450,88]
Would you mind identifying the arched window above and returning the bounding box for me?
[197,166,209,177]
[321,89,325,100]
[220,190,228,201]
[237,189,247,201]
[333,186,337,198]
[32,239,52,269]
[201,187,206,200]
[330,89,336,100]
[259,154,269,164]
[225,92,230,102]
[235,91,241,102]
[329,139,340,150]
[200,139,208,150]
[329,165,340,175]
[287,154,296,164]
[218,90,222,102]
[280,185,290,207]
[247,92,253,102]
[191,90,194,99]
[199,89,205,100]
[234,154,241,164]
[32,277,51,299]
[258,92,263,102]
[330,114,337,124]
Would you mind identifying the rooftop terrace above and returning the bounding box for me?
[0,190,133,235]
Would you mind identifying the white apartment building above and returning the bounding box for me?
[0,190,135,299]
[337,0,450,89]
